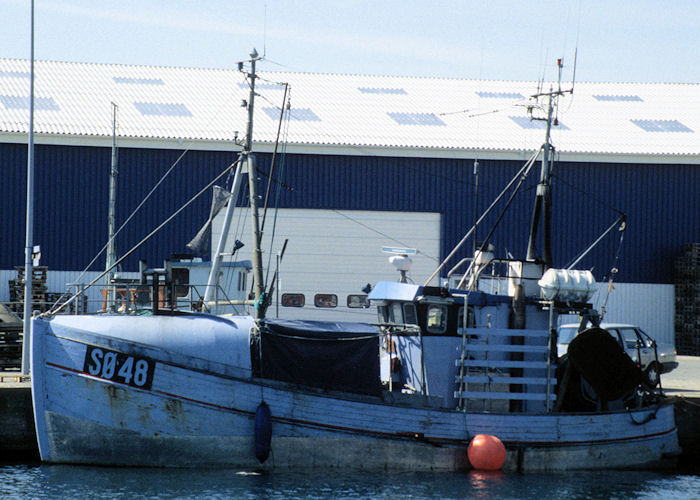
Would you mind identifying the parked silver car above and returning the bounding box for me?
[558,323,678,386]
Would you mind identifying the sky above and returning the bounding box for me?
[1,0,699,83]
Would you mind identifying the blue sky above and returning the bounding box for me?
[2,0,698,83]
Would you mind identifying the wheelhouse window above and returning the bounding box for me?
[426,304,447,334]
[281,293,305,307]
[377,304,389,323]
[390,302,403,324]
[377,301,415,325]
[171,268,190,298]
[403,303,418,326]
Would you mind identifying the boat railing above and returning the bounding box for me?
[96,280,246,315]
[447,258,543,297]
[1,282,244,316]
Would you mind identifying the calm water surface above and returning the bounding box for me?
[1,463,699,499]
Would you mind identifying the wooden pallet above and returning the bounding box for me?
[0,323,23,371]
[14,266,48,282]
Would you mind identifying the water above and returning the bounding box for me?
[1,463,700,499]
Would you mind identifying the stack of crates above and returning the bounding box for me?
[0,320,23,371]
[8,266,48,315]
[675,243,700,355]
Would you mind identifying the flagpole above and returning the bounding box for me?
[21,0,35,375]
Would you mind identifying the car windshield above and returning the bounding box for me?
[558,326,578,344]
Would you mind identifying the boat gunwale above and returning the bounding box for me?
[41,320,677,422]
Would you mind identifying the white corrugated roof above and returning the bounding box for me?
[1,58,699,162]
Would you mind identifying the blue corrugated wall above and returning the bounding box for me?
[1,142,698,284]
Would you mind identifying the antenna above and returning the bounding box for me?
[570,47,578,94]
[557,58,563,94]
[263,1,268,58]
[382,247,416,283]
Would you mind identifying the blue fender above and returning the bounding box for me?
[254,401,272,463]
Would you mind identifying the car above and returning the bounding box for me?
[557,322,678,386]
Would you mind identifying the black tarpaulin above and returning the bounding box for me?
[567,327,648,402]
[260,319,381,396]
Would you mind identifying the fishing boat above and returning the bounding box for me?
[30,53,680,472]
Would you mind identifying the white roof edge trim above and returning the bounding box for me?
[2,133,699,165]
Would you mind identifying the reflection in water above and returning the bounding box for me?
[0,464,698,499]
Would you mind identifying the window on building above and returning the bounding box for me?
[593,94,642,102]
[347,294,369,308]
[238,82,284,90]
[358,87,407,95]
[0,70,30,79]
[281,293,305,307]
[510,116,569,130]
[314,294,337,308]
[476,91,525,99]
[0,95,60,111]
[133,102,192,117]
[387,112,446,126]
[262,107,321,122]
[630,119,693,133]
[113,76,165,86]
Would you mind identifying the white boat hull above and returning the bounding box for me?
[31,316,680,471]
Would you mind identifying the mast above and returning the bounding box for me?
[525,88,554,268]
[202,164,245,314]
[201,49,264,316]
[21,0,35,375]
[526,58,571,269]
[105,103,119,310]
[244,49,266,320]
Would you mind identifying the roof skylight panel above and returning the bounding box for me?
[0,95,60,111]
[593,95,643,102]
[387,112,446,126]
[133,102,193,117]
[0,70,30,79]
[238,82,284,90]
[262,106,321,122]
[631,119,693,133]
[113,76,165,86]
[476,91,525,100]
[358,87,407,95]
[509,116,569,130]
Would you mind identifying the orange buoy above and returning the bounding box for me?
[467,434,506,471]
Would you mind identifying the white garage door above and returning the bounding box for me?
[212,208,441,322]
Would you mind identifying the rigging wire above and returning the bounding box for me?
[455,151,541,289]
[424,147,542,286]
[552,173,625,216]
[597,219,627,321]
[246,69,447,276]
[261,82,290,232]
[330,210,439,263]
[52,63,247,309]
[45,158,242,316]
[263,94,292,288]
[68,148,191,288]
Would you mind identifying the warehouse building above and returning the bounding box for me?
[0,58,698,345]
